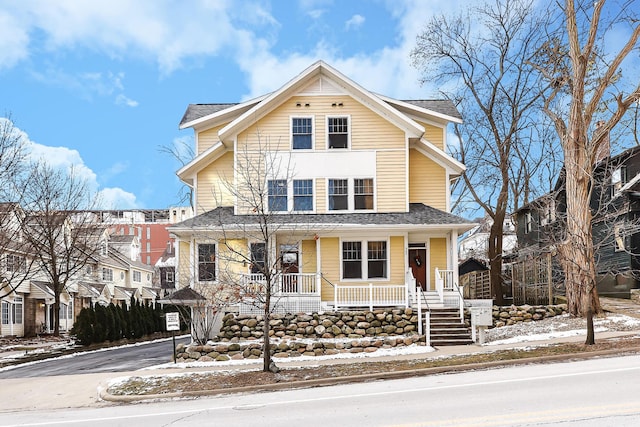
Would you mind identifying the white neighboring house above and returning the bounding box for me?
[458,216,517,262]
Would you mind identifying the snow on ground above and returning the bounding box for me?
[483,313,640,346]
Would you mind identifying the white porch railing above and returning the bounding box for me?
[334,283,408,311]
[239,273,320,295]
[435,268,465,322]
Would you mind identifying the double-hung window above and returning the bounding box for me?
[102,268,113,281]
[133,270,141,282]
[268,180,288,212]
[6,255,25,273]
[292,117,312,149]
[198,244,216,281]
[250,242,266,274]
[328,117,349,149]
[1,301,8,325]
[342,242,362,279]
[354,178,374,210]
[328,179,348,210]
[611,166,627,196]
[293,179,313,211]
[342,240,388,279]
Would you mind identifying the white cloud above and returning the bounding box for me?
[0,10,29,69]
[96,187,139,209]
[345,14,365,31]
[115,94,139,107]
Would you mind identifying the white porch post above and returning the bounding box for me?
[451,229,459,285]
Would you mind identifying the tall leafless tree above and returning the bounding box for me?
[20,162,102,336]
[534,0,640,343]
[412,0,555,304]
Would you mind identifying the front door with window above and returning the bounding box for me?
[409,248,427,291]
[281,246,299,293]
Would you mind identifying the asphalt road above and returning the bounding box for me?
[0,335,190,379]
[2,353,639,426]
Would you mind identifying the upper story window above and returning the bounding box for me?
[165,270,174,283]
[133,270,141,282]
[328,178,374,211]
[611,166,627,196]
[102,267,113,282]
[328,116,349,149]
[268,180,288,212]
[268,179,315,212]
[328,179,348,210]
[6,254,25,273]
[524,212,533,234]
[354,178,374,210]
[293,179,313,211]
[292,117,313,149]
[198,243,216,281]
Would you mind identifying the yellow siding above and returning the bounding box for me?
[197,124,226,155]
[218,238,248,280]
[301,239,317,274]
[178,241,191,288]
[376,151,406,212]
[315,178,326,212]
[415,122,444,150]
[195,151,234,214]
[409,148,446,210]
[319,237,339,301]
[236,95,406,152]
[389,236,405,285]
[429,238,447,289]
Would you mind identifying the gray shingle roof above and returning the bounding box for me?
[401,100,462,120]
[180,103,238,127]
[179,99,461,128]
[171,203,473,229]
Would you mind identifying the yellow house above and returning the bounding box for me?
[170,61,474,316]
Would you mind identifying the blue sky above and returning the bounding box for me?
[0,0,473,210]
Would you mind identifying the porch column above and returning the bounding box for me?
[451,229,459,285]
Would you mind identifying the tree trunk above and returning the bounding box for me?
[262,285,272,372]
[488,217,505,305]
[53,295,60,337]
[560,129,602,318]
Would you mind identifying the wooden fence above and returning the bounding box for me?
[510,252,555,305]
[461,270,491,299]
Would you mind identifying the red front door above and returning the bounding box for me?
[409,248,427,291]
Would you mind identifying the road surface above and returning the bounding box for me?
[0,336,190,379]
[1,353,639,426]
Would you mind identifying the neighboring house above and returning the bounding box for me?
[458,216,517,262]
[155,241,176,297]
[514,144,640,297]
[168,61,474,330]
[0,204,160,337]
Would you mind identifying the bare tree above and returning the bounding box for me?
[20,162,102,336]
[534,0,640,341]
[0,117,37,299]
[412,0,555,304]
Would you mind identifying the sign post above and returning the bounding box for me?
[165,312,180,363]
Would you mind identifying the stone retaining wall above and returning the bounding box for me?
[217,308,419,341]
[491,304,567,327]
[176,335,424,363]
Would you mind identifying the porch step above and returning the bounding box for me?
[427,308,473,346]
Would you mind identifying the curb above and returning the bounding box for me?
[99,347,640,403]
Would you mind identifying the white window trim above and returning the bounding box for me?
[326,177,376,212]
[267,179,316,213]
[339,237,390,281]
[102,267,113,282]
[326,115,351,150]
[290,115,315,150]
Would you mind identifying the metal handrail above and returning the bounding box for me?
[416,286,431,346]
